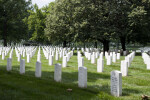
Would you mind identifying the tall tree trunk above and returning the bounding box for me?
[120,37,126,51]
[94,41,97,48]
[3,22,7,47]
[103,40,109,53]
[3,13,7,47]
[63,41,67,48]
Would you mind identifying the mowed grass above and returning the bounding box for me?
[0,49,150,100]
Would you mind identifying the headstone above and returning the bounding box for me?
[78,57,84,68]
[88,53,91,60]
[97,58,104,72]
[117,53,120,60]
[121,60,128,76]
[147,61,150,70]
[91,52,95,64]
[107,56,112,65]
[54,63,62,82]
[112,53,116,63]
[78,66,87,88]
[7,58,12,71]
[18,53,21,62]
[55,52,59,61]
[111,70,122,97]
[23,51,25,57]
[27,54,30,63]
[35,61,42,78]
[37,54,41,62]
[49,55,53,66]
[2,52,5,60]
[123,51,127,56]
[62,56,67,67]
[20,59,25,74]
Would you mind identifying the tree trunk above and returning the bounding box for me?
[94,41,97,48]
[63,41,67,48]
[3,24,7,46]
[120,37,126,51]
[103,40,109,53]
[3,14,7,47]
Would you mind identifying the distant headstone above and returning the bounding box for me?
[78,57,84,68]
[121,60,128,76]
[62,56,67,67]
[97,58,104,72]
[55,52,59,61]
[123,51,127,56]
[117,53,120,60]
[37,54,41,62]
[18,53,21,62]
[112,53,116,63]
[78,66,87,88]
[49,55,53,66]
[2,52,5,60]
[27,54,30,63]
[111,70,122,97]
[91,52,95,64]
[107,56,112,65]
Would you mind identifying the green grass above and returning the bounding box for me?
[0,49,150,100]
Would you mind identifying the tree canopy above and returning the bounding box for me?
[0,0,32,46]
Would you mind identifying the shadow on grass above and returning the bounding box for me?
[0,64,143,99]
[122,88,142,96]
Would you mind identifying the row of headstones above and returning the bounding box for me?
[5,55,124,97]
[41,47,74,67]
[0,47,11,60]
[139,47,150,52]
[81,47,129,56]
[78,51,121,72]
[42,46,73,60]
[15,47,37,63]
[106,52,120,65]
[6,55,87,88]
[5,46,134,97]
[142,53,150,70]
[84,51,121,64]
[121,52,135,76]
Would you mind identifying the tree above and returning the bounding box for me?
[128,0,150,46]
[72,0,116,52]
[0,0,32,46]
[24,4,47,44]
[45,0,78,47]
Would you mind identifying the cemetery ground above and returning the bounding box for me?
[0,50,150,100]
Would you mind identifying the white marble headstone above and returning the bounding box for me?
[111,70,122,97]
[97,58,104,72]
[54,63,62,82]
[78,66,87,88]
[7,58,12,71]
[20,59,25,74]
[35,61,42,78]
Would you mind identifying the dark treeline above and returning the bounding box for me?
[0,0,150,52]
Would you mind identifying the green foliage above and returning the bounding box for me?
[45,0,76,45]
[0,0,32,46]
[24,4,47,43]
[128,1,150,45]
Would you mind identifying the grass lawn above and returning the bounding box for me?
[0,49,150,100]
